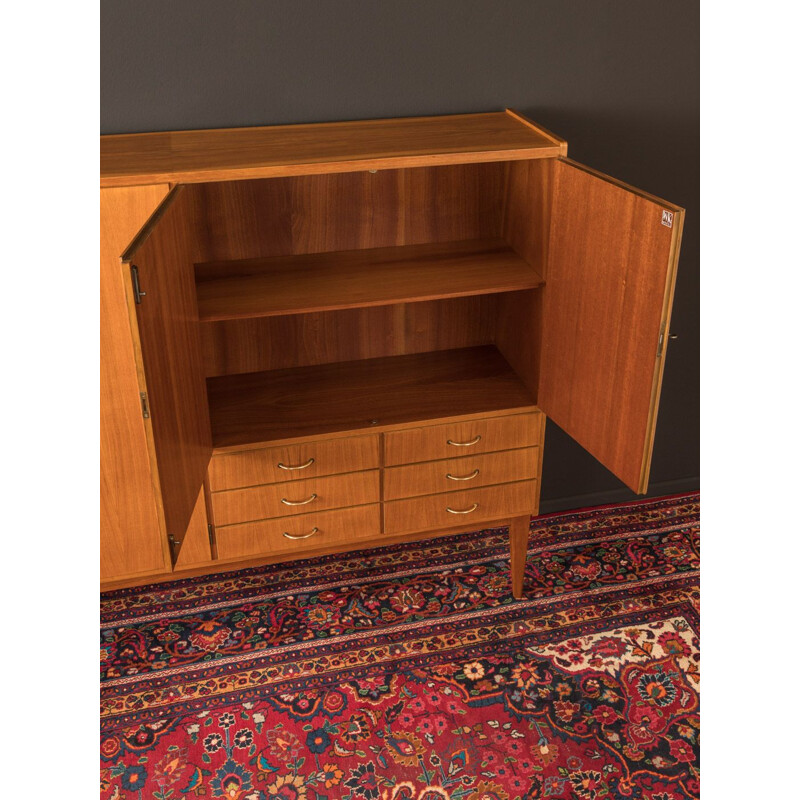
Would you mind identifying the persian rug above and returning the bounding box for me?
[100,492,699,800]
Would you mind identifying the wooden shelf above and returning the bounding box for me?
[194,239,543,322]
[100,110,565,187]
[207,345,537,450]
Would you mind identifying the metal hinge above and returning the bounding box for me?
[140,392,150,419]
[130,264,147,304]
[656,323,667,358]
[656,325,679,359]
[207,524,215,547]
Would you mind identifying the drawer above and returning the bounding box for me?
[208,435,380,491]
[383,480,537,535]
[383,447,538,501]
[383,413,541,466]
[215,504,381,561]
[212,470,380,526]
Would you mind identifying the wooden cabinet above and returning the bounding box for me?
[100,110,683,595]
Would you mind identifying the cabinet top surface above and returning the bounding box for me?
[100,110,565,187]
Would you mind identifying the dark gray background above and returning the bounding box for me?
[102,0,699,511]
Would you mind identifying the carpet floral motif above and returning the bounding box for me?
[101,494,699,799]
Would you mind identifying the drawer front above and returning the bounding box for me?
[208,435,380,491]
[212,470,380,526]
[383,480,537,535]
[383,413,541,466]
[383,448,539,501]
[215,504,381,561]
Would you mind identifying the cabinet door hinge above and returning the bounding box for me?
[140,392,150,419]
[130,264,147,304]
[656,322,667,358]
[207,523,215,547]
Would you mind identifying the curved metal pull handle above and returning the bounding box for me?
[283,526,319,540]
[446,468,480,482]
[447,435,481,447]
[277,457,315,471]
[281,493,317,506]
[446,503,479,515]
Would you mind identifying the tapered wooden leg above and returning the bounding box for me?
[509,514,530,600]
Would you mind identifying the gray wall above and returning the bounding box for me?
[102,0,699,511]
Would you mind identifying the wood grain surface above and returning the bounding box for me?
[193,162,505,261]
[383,447,539,500]
[493,157,556,400]
[383,480,538,535]
[122,187,214,543]
[509,514,531,599]
[194,238,542,321]
[207,346,537,450]
[100,111,561,187]
[539,159,683,493]
[173,486,213,569]
[212,470,381,526]
[383,412,541,466]
[505,109,568,155]
[199,296,499,377]
[102,514,533,591]
[207,435,380,491]
[100,184,171,581]
[215,504,382,561]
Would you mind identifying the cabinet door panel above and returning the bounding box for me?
[539,159,683,493]
[175,486,214,569]
[122,186,213,554]
[101,185,171,581]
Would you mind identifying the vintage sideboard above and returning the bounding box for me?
[100,110,683,595]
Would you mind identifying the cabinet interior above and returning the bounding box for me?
[180,159,552,449]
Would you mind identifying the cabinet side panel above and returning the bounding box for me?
[100,185,171,580]
[493,289,542,402]
[539,159,683,493]
[494,158,554,398]
[502,158,553,279]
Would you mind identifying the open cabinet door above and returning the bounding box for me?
[121,186,213,561]
[539,159,684,494]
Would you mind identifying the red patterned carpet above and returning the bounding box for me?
[100,493,699,800]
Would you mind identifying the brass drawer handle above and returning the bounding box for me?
[281,493,317,506]
[278,457,315,471]
[446,468,480,482]
[447,435,481,447]
[446,502,479,515]
[283,526,319,540]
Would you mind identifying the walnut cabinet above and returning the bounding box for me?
[100,110,684,596]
